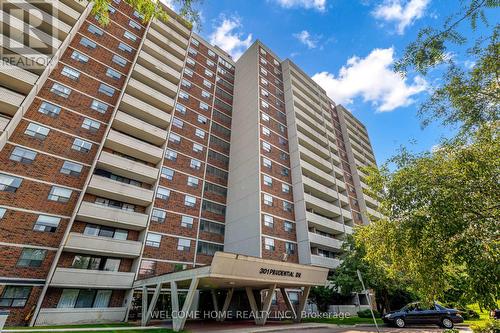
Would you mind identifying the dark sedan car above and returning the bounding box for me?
[383,302,463,328]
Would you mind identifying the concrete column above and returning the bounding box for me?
[295,286,311,322]
[280,288,297,319]
[218,288,234,322]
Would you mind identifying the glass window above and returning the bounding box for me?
[151,209,166,223]
[33,215,60,232]
[103,259,120,272]
[264,238,275,251]
[263,175,273,186]
[172,118,184,128]
[206,59,215,67]
[199,102,209,111]
[38,101,61,117]
[262,141,271,152]
[282,183,290,193]
[187,176,199,188]
[205,69,213,77]
[129,19,141,30]
[283,201,293,212]
[82,118,101,132]
[195,128,205,139]
[197,241,223,256]
[261,113,270,122]
[160,167,174,180]
[10,147,37,164]
[98,84,115,97]
[188,47,197,55]
[112,55,127,67]
[181,79,191,88]
[146,233,161,247]
[285,242,295,254]
[262,126,270,136]
[165,150,177,161]
[118,42,133,53]
[17,248,47,267]
[184,195,196,207]
[177,238,191,251]
[71,50,89,63]
[200,219,225,235]
[181,216,193,228]
[284,221,293,232]
[261,100,269,109]
[25,123,49,140]
[51,83,71,98]
[208,49,216,58]
[193,143,203,153]
[186,57,195,66]
[203,80,212,89]
[264,214,274,228]
[179,91,189,100]
[72,138,92,153]
[60,161,83,177]
[61,66,80,80]
[139,260,156,277]
[0,173,22,192]
[0,286,32,307]
[75,289,95,308]
[156,187,170,200]
[263,194,273,206]
[190,159,201,170]
[175,104,186,114]
[168,133,181,144]
[262,157,272,169]
[0,208,5,219]
[201,90,211,99]
[191,38,199,46]
[91,100,108,114]
[48,186,72,203]
[197,114,208,124]
[106,68,122,80]
[80,37,96,49]
[184,68,193,77]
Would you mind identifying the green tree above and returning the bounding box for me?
[85,0,201,28]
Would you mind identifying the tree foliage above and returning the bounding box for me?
[85,0,201,28]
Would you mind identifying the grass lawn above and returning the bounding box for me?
[303,316,384,325]
[463,303,495,329]
[4,323,179,333]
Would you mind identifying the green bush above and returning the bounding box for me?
[442,329,460,333]
[357,309,380,318]
[471,320,500,333]
[462,309,481,320]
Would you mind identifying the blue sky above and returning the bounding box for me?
[176,0,481,164]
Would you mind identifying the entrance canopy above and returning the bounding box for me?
[132,252,329,331]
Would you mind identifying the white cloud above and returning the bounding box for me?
[372,0,430,34]
[271,0,326,11]
[312,47,428,112]
[159,0,175,9]
[209,16,253,60]
[293,30,319,49]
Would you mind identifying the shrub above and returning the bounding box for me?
[462,309,481,320]
[471,320,500,333]
[357,309,380,318]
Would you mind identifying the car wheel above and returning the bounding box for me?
[441,318,454,329]
[395,317,406,328]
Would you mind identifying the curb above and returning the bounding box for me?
[2,327,162,332]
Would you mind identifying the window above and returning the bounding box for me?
[10,147,36,164]
[61,66,80,80]
[99,84,115,97]
[279,124,286,133]
[181,79,191,88]
[184,68,193,77]
[17,248,46,267]
[197,114,208,124]
[264,214,274,228]
[160,167,174,180]
[279,137,287,146]
[205,69,213,77]
[260,57,267,65]
[261,89,269,97]
[207,59,215,67]
[33,215,60,232]
[156,187,170,200]
[260,67,268,75]
[60,161,83,176]
[165,150,177,161]
[0,208,5,219]
[188,47,197,55]
[72,138,92,153]
[112,54,127,67]
[202,200,226,215]
[91,100,108,114]
[186,58,195,66]
[48,186,72,203]
[199,102,209,111]
[263,175,273,186]
[284,221,293,232]
[264,238,275,251]
[168,133,181,144]
[285,242,295,254]
[80,37,96,49]
[195,128,206,139]
[262,141,271,152]
[283,201,293,212]
[282,183,290,193]
[200,219,225,235]
[208,49,216,58]
[129,19,141,30]
[184,195,196,207]
[133,10,144,19]
[261,100,269,109]
[25,123,49,140]
[175,104,186,114]
[71,50,89,63]
[263,194,273,206]
[106,68,122,80]
[181,216,193,228]
[197,241,223,256]
[206,165,228,180]
[262,126,270,136]
[189,143,202,154]
[84,224,127,240]
[82,118,101,133]
[146,233,161,247]
[191,38,199,46]
[179,91,189,100]
[38,101,61,117]
[203,80,212,89]
[190,159,201,170]
[204,182,227,197]
[51,83,71,98]
[177,238,191,251]
[201,90,211,99]
[123,30,137,43]
[172,118,184,129]
[118,42,133,53]
[0,173,22,192]
[274,59,280,66]
[187,176,199,188]
[261,113,270,122]
[261,78,268,85]
[0,286,31,307]
[262,157,272,169]
[280,151,288,161]
[151,209,166,223]
[281,167,289,177]
[139,260,156,277]
[107,5,116,13]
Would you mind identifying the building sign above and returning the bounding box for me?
[259,268,301,278]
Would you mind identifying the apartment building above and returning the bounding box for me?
[0,0,378,328]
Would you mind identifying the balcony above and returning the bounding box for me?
[0,116,10,134]
[342,208,353,221]
[126,78,174,111]
[310,254,341,270]
[142,39,184,71]
[132,64,178,98]
[51,268,134,289]
[64,232,142,258]
[150,19,189,49]
[0,62,38,95]
[364,193,379,209]
[76,200,148,230]
[87,175,154,206]
[366,206,383,219]
[147,27,186,60]
[302,176,337,202]
[306,211,345,234]
[295,118,327,147]
[138,50,181,84]
[0,87,25,116]
[36,307,127,326]
[297,131,329,159]
[301,160,335,186]
[304,193,342,218]
[309,232,343,251]
[119,93,170,129]
[112,110,167,146]
[299,145,332,173]
[97,150,159,184]
[105,129,164,164]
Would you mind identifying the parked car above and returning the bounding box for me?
[383,302,463,328]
